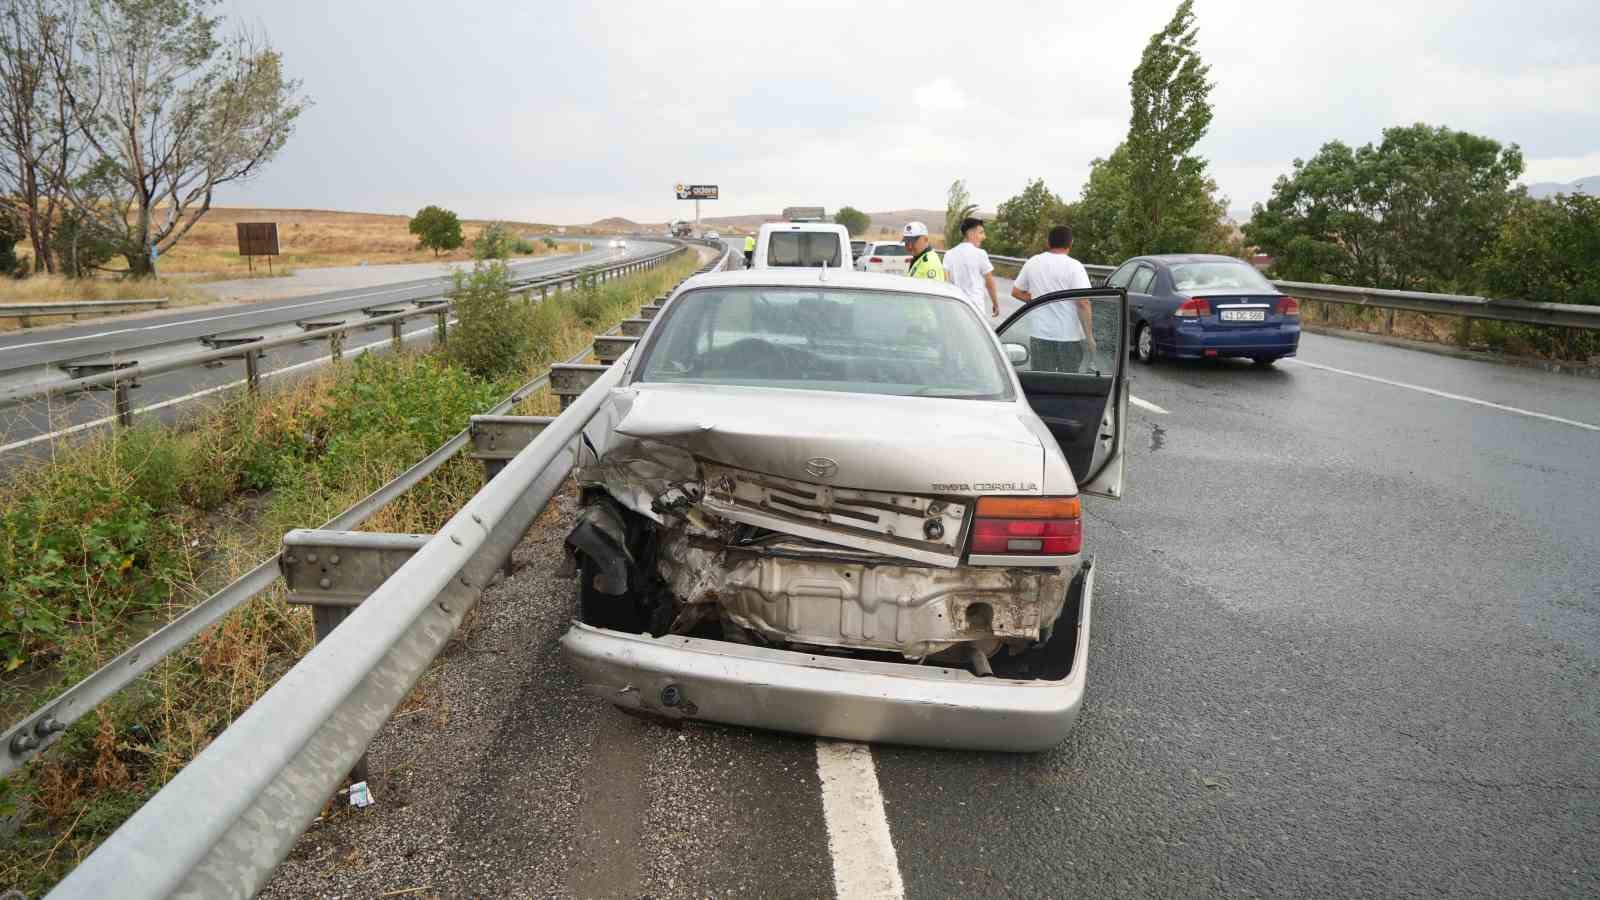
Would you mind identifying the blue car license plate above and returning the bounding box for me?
[1220,309,1266,322]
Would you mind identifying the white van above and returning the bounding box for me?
[751,222,852,269]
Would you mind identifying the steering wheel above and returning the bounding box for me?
[716,338,796,377]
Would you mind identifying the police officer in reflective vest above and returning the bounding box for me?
[902,221,945,281]
[743,233,756,268]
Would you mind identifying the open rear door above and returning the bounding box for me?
[996,287,1129,499]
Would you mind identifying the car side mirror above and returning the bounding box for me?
[1003,342,1029,366]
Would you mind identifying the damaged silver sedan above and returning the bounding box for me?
[560,268,1129,751]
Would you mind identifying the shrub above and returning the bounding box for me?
[472,222,515,260]
[0,459,181,671]
[53,209,124,278]
[446,261,536,379]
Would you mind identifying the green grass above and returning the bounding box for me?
[0,249,701,894]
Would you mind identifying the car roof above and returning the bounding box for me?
[675,266,971,302]
[1131,253,1250,266]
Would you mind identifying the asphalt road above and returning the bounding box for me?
[0,239,674,458]
[260,312,1600,897]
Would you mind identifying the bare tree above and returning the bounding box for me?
[51,0,306,276]
[0,0,76,273]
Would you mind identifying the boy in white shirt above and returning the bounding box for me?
[942,217,999,318]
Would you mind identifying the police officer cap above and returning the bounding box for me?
[902,221,929,239]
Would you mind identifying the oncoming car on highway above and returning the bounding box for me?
[559,268,1130,751]
[1110,253,1300,365]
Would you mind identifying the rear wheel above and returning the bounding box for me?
[1134,322,1157,364]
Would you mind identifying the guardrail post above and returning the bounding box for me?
[114,381,133,427]
[1456,317,1474,347]
[391,319,403,351]
[244,350,261,396]
[330,330,344,362]
[549,363,608,411]
[1383,308,1396,335]
[435,309,448,345]
[282,529,433,788]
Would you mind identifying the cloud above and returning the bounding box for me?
[915,78,970,113]
[215,0,1600,225]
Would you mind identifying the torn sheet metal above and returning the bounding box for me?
[654,530,1069,659]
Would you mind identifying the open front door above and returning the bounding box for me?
[996,287,1129,499]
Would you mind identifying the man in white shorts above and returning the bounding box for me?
[942,216,999,318]
[1011,225,1096,372]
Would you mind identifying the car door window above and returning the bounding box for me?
[1128,265,1156,294]
[1107,263,1137,289]
[994,288,1128,498]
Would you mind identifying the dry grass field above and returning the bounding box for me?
[133,207,563,274]
[0,207,577,329]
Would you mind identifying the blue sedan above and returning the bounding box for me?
[1107,254,1300,366]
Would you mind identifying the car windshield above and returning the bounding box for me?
[873,245,909,256]
[635,286,1013,400]
[1170,261,1277,295]
[767,232,843,267]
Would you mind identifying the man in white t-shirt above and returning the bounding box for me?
[1011,225,1096,372]
[941,216,998,318]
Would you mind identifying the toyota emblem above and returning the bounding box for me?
[804,457,839,479]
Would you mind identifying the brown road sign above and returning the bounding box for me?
[236,222,280,256]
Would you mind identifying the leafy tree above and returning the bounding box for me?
[1073,146,1132,265]
[834,206,870,235]
[50,0,308,276]
[0,203,20,274]
[409,205,463,256]
[1120,0,1227,256]
[0,0,74,273]
[988,178,1069,257]
[943,179,977,248]
[1476,192,1600,306]
[1244,124,1524,291]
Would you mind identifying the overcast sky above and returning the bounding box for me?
[217,0,1600,224]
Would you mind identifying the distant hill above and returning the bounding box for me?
[1525,176,1599,199]
[591,216,641,228]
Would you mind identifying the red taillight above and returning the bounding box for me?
[1175,297,1211,317]
[971,496,1082,556]
[1276,296,1300,317]
[869,256,883,263]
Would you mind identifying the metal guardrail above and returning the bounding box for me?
[0,245,685,428]
[0,297,169,327]
[43,242,732,898]
[1,242,718,778]
[12,243,727,898]
[987,254,1599,334]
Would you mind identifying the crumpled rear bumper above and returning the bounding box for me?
[559,561,1094,752]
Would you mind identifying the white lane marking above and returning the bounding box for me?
[815,740,904,900]
[0,254,584,353]
[1284,358,1600,433]
[1,284,420,352]
[0,321,449,454]
[1130,395,1169,415]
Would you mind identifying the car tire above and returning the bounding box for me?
[1134,322,1158,364]
[577,554,647,632]
[1252,356,1280,367]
